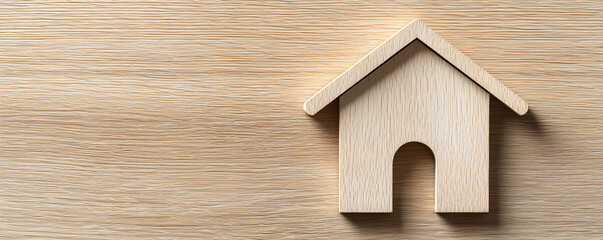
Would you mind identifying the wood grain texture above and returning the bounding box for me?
[304,19,528,116]
[1,0,601,239]
[339,41,490,213]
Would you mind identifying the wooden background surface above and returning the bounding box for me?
[1,1,601,239]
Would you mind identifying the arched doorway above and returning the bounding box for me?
[393,142,435,212]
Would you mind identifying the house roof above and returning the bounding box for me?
[303,19,528,116]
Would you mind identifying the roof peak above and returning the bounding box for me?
[303,19,528,116]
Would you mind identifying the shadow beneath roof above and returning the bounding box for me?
[310,99,339,139]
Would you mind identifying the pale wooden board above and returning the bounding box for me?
[1,1,602,239]
[339,41,490,213]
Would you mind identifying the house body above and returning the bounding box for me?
[304,20,527,213]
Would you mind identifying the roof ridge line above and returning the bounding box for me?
[303,19,528,116]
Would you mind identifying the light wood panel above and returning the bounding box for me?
[339,41,490,213]
[1,1,601,239]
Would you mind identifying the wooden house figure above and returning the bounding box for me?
[303,19,528,213]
